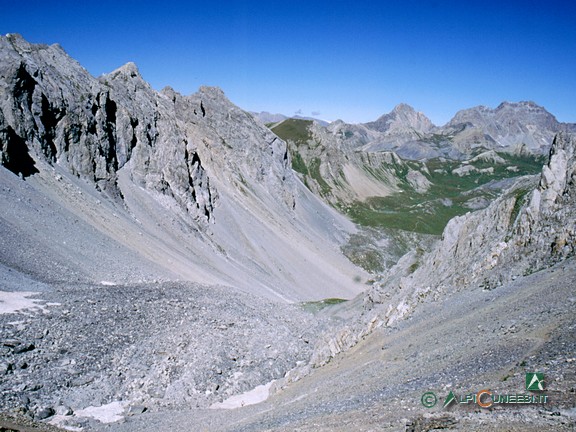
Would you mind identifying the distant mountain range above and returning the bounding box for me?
[269,100,575,268]
[259,101,575,160]
[250,111,330,126]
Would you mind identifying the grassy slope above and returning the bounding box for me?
[270,118,544,271]
[343,154,544,235]
[271,119,332,196]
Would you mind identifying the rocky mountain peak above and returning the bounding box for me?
[198,85,226,99]
[496,100,543,111]
[102,62,152,96]
[444,101,568,154]
[109,61,141,79]
[392,102,416,114]
[364,103,434,135]
[3,33,38,52]
[449,101,558,128]
[2,33,68,63]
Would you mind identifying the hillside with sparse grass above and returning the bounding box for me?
[270,116,549,272]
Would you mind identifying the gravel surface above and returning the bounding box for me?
[0,281,330,431]
[103,258,575,432]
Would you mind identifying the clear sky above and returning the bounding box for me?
[2,1,575,125]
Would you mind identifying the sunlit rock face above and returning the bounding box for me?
[0,33,366,302]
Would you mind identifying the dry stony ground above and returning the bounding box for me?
[3,257,572,431]
[0,281,331,431]
[0,141,575,432]
[1,160,575,431]
[106,257,576,432]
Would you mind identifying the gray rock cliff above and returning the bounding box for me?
[310,132,575,366]
[0,34,365,301]
[0,34,298,227]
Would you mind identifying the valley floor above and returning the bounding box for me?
[104,259,576,432]
[106,257,576,431]
[3,257,568,431]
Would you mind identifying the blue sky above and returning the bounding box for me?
[2,1,575,125]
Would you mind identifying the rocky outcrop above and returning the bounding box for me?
[0,35,124,195]
[0,34,301,227]
[370,132,575,313]
[406,169,431,193]
[364,103,434,136]
[181,86,297,211]
[310,132,575,366]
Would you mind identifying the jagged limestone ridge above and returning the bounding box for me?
[0,33,297,227]
[364,103,435,135]
[307,132,575,367]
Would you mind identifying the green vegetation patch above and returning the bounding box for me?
[424,133,453,145]
[308,157,331,195]
[290,149,308,175]
[343,197,469,235]
[300,298,347,313]
[271,119,313,145]
[343,153,544,235]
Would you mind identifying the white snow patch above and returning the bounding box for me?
[0,291,52,315]
[75,401,127,423]
[100,280,117,286]
[210,381,275,409]
[48,415,83,431]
